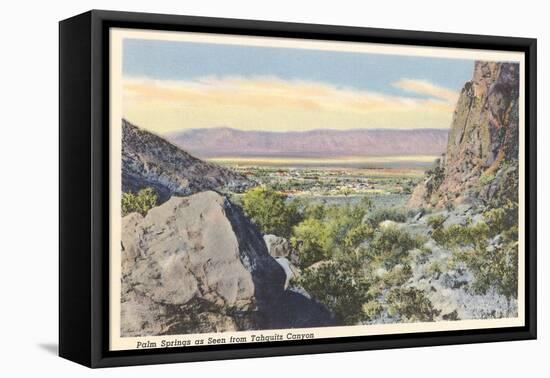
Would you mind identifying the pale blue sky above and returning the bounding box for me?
[123,39,475,99]
[121,38,479,133]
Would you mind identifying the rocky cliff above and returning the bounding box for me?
[409,61,519,208]
[122,119,253,202]
[121,191,334,336]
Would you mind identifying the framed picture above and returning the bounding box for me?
[59,10,537,368]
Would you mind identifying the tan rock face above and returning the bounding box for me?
[121,191,334,336]
[124,192,255,307]
[409,61,519,208]
[121,191,282,336]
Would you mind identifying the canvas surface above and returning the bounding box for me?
[108,28,526,351]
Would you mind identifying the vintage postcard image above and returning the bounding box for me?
[109,29,525,351]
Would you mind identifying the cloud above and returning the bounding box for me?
[392,79,459,104]
[122,76,458,134]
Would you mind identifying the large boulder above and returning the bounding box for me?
[121,191,333,336]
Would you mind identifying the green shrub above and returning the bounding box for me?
[483,201,518,237]
[362,300,383,319]
[478,172,495,186]
[241,186,301,238]
[427,214,446,243]
[323,202,371,253]
[485,164,519,209]
[453,240,517,303]
[379,263,413,287]
[428,215,489,249]
[366,226,426,269]
[425,260,444,277]
[386,287,438,322]
[302,202,326,221]
[293,257,370,325]
[290,218,330,266]
[343,224,375,252]
[429,202,519,304]
[291,199,373,266]
[366,207,408,227]
[121,187,158,216]
[437,222,489,249]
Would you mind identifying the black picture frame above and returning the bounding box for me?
[59,9,537,368]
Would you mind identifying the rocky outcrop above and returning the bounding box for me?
[263,234,292,259]
[263,234,300,262]
[409,61,519,208]
[121,191,334,336]
[122,119,253,203]
[263,234,301,288]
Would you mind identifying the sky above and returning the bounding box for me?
[122,38,475,134]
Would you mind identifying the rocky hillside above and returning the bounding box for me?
[122,119,253,202]
[409,61,519,208]
[166,127,449,158]
[121,191,334,336]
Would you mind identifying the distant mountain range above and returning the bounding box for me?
[165,127,449,158]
